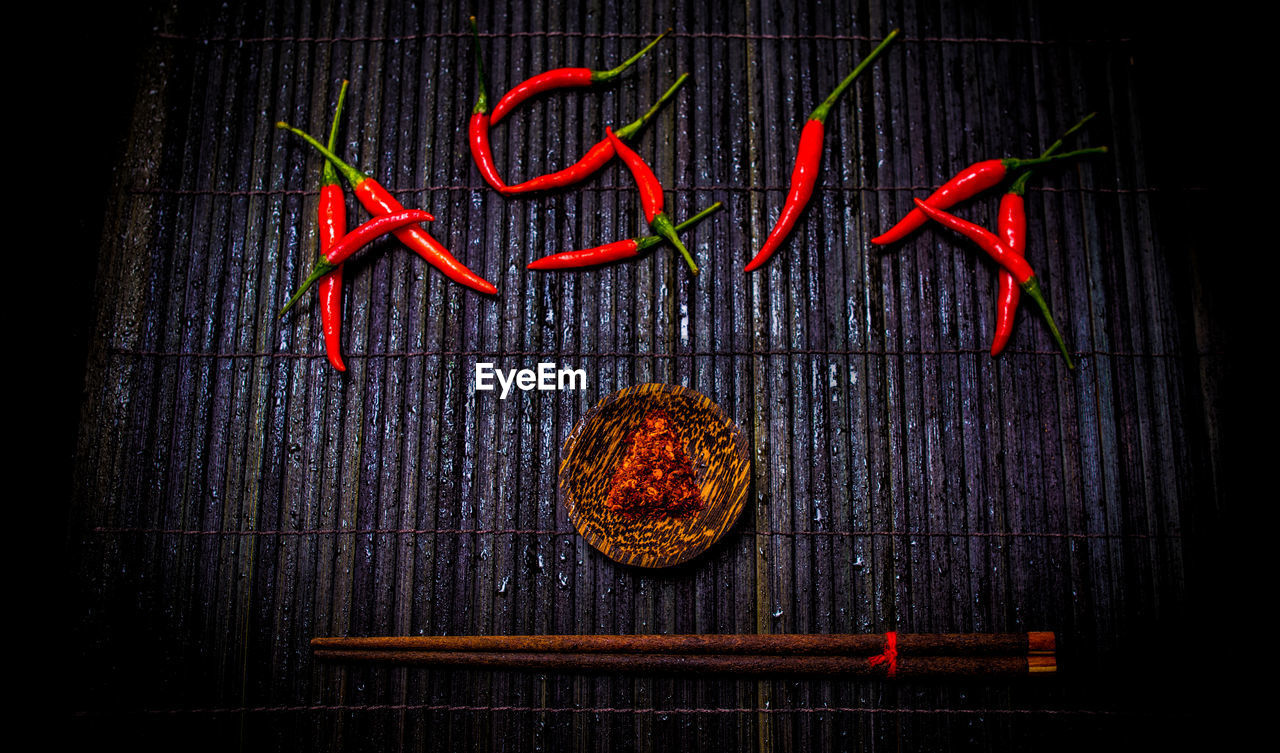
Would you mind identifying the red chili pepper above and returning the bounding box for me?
[604,126,697,274]
[528,201,722,270]
[992,113,1095,356]
[990,191,1025,357]
[911,198,1074,369]
[281,210,435,316]
[745,29,900,272]
[744,119,823,272]
[489,30,669,126]
[277,121,498,295]
[318,210,435,265]
[606,126,664,222]
[872,146,1107,246]
[318,80,349,372]
[468,17,505,192]
[504,73,689,195]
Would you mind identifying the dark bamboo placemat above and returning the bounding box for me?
[68,0,1226,750]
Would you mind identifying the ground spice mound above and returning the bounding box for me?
[604,409,703,519]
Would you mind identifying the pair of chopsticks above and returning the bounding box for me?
[312,632,1056,677]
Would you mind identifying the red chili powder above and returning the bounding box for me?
[604,409,703,519]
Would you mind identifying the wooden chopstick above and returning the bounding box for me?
[311,632,1053,656]
[313,650,1048,677]
[310,632,1056,677]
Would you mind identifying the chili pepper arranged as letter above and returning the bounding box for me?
[744,29,900,272]
[489,30,669,126]
[528,202,723,270]
[468,17,506,192]
[911,198,1074,369]
[990,191,1025,357]
[604,126,698,274]
[280,209,436,316]
[277,122,498,295]
[504,73,690,195]
[318,80,349,371]
[871,147,1106,246]
[990,113,1096,356]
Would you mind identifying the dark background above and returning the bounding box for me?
[57,0,1236,750]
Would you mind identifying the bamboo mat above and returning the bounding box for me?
[68,0,1226,750]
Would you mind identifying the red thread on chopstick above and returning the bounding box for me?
[867,631,898,677]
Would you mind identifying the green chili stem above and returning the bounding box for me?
[1044,112,1096,156]
[593,30,669,83]
[1020,277,1074,370]
[635,201,723,252]
[652,213,699,274]
[469,16,489,114]
[1009,112,1097,195]
[277,121,368,188]
[615,73,690,141]
[322,81,349,187]
[808,28,900,123]
[280,260,338,318]
[1003,146,1107,172]
[673,201,723,233]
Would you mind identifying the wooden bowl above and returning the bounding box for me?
[559,383,751,568]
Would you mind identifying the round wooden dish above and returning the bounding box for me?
[559,383,751,568]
